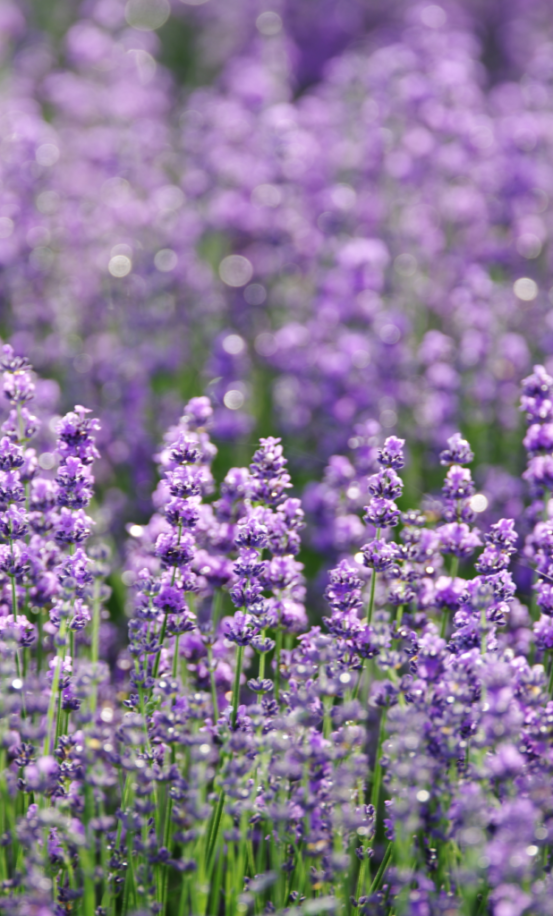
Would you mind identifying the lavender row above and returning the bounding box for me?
[0,0,552,528]
[0,349,552,915]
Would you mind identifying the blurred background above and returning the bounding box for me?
[0,0,553,600]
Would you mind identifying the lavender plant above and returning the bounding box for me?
[2,349,553,916]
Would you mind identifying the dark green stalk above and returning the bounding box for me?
[90,579,101,714]
[440,555,459,639]
[43,622,67,757]
[274,628,282,701]
[367,569,377,625]
[369,841,393,894]
[258,628,266,679]
[232,644,244,729]
[207,645,219,722]
[371,708,387,813]
[152,611,169,681]
[206,789,226,875]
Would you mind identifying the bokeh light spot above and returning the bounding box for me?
[125,0,170,31]
[219,255,253,287]
[108,255,132,278]
[222,334,245,355]
[470,494,488,513]
[256,11,282,35]
[513,277,538,301]
[223,389,245,410]
[154,249,178,272]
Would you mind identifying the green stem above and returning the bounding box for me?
[369,841,393,894]
[232,644,244,729]
[43,624,67,757]
[356,854,368,902]
[367,570,377,625]
[274,628,282,701]
[207,645,219,722]
[371,709,387,813]
[258,628,266,680]
[352,668,364,702]
[206,790,226,875]
[90,579,101,714]
[441,556,460,640]
[152,611,169,682]
[36,607,43,674]
[367,526,381,625]
[172,633,180,681]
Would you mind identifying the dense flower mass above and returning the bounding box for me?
[0,349,551,915]
[2,0,553,913]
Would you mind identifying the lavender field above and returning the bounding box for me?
[3,0,553,913]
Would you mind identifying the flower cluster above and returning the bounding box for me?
[2,351,553,915]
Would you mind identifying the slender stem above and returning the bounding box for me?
[152,611,169,681]
[172,633,180,681]
[258,628,266,680]
[371,708,387,813]
[352,668,364,702]
[36,606,43,674]
[10,574,17,621]
[207,645,219,722]
[356,854,368,901]
[274,628,282,701]
[367,570,377,625]
[367,526,381,625]
[232,645,244,729]
[90,579,101,714]
[440,607,449,640]
[369,841,393,894]
[160,780,174,914]
[206,790,226,874]
[441,556,460,640]
[43,624,67,757]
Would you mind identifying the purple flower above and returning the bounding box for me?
[361,539,398,571]
[235,516,269,549]
[3,371,35,405]
[442,466,475,501]
[155,530,195,568]
[439,433,474,466]
[24,755,59,793]
[378,436,405,470]
[434,576,466,609]
[438,522,481,559]
[249,436,292,506]
[0,437,24,471]
[55,507,93,545]
[325,560,363,615]
[364,497,400,528]
[56,406,100,465]
[520,365,553,423]
[0,504,28,540]
[367,468,403,500]
[223,612,259,646]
